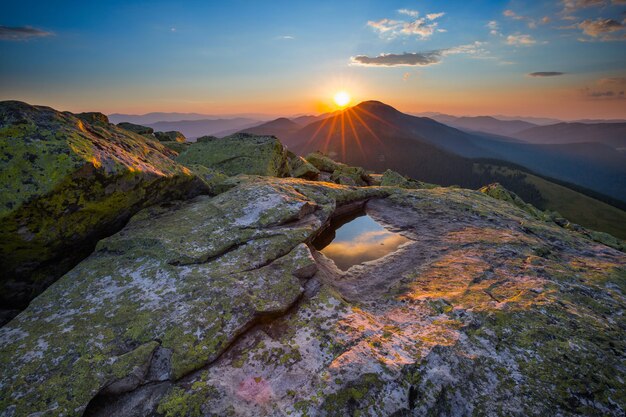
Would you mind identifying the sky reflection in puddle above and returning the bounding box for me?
[313,213,410,271]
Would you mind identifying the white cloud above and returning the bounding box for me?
[506,34,537,45]
[367,11,445,40]
[351,42,485,67]
[397,8,419,17]
[427,12,445,20]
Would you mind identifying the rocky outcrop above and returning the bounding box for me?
[0,177,385,416]
[0,101,203,319]
[287,150,320,180]
[306,152,373,186]
[177,133,290,177]
[1,175,624,416]
[117,122,154,136]
[380,169,437,189]
[154,131,186,143]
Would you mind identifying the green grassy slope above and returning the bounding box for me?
[477,165,626,239]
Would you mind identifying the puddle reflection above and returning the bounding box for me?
[313,212,410,271]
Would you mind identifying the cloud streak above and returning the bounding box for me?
[351,42,485,67]
[351,52,441,67]
[0,25,53,41]
[528,72,566,77]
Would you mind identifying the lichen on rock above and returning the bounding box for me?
[0,100,203,320]
[177,133,290,177]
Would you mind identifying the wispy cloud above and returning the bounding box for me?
[506,34,537,45]
[351,52,441,67]
[368,9,445,40]
[276,35,295,40]
[503,9,550,29]
[397,8,419,18]
[582,76,626,99]
[426,13,445,21]
[0,25,53,41]
[528,71,566,77]
[560,0,605,19]
[351,42,485,67]
[487,20,500,36]
[504,10,524,20]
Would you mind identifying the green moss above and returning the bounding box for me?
[321,373,384,416]
[177,133,290,177]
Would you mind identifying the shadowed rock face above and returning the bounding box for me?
[1,176,624,417]
[0,101,203,318]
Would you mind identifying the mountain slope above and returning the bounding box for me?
[513,122,626,148]
[285,101,626,204]
[431,115,538,136]
[239,117,302,137]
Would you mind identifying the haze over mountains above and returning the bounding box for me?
[110,101,626,230]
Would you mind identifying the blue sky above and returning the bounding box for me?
[1,0,625,118]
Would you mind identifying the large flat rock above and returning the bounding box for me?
[1,177,624,416]
[0,177,382,416]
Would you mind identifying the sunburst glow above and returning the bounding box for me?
[333,91,351,107]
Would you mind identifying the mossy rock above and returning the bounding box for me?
[305,152,372,186]
[177,133,290,177]
[0,177,386,416]
[381,169,438,189]
[76,112,109,125]
[480,182,548,220]
[0,101,203,317]
[155,131,186,143]
[305,151,343,173]
[116,122,154,135]
[287,150,319,180]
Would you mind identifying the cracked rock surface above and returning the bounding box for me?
[1,177,625,417]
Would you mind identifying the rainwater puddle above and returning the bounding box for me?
[312,211,410,270]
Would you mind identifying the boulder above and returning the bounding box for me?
[154,131,186,143]
[305,151,343,173]
[286,150,319,180]
[380,169,437,189]
[0,177,382,416]
[306,152,372,186]
[0,101,203,318]
[117,122,154,135]
[177,133,290,177]
[76,112,110,125]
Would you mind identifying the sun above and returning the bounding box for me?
[333,91,351,108]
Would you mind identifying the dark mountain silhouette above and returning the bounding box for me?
[513,122,626,149]
[281,101,626,204]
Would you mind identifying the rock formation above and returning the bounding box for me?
[0,102,625,417]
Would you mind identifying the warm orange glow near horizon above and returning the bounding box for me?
[333,91,351,108]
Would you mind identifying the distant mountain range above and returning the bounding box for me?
[512,122,626,149]
[427,115,538,136]
[108,112,272,125]
[236,101,626,211]
[145,118,261,140]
